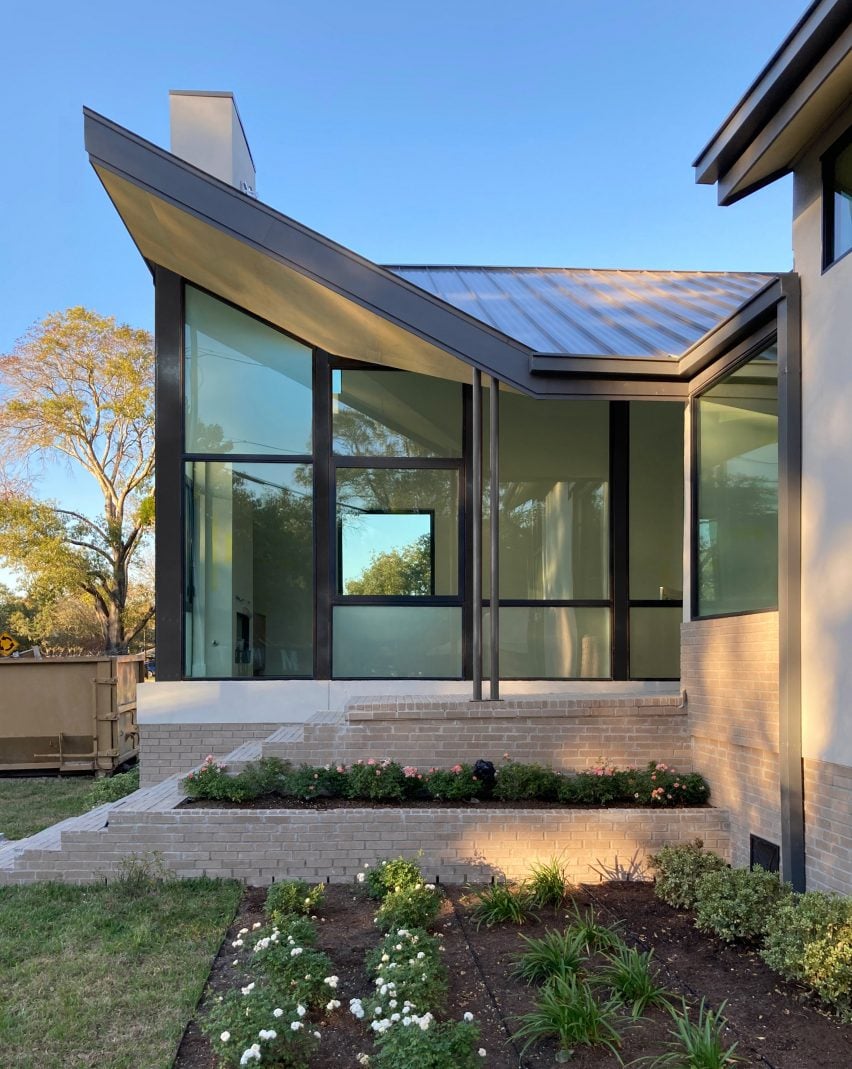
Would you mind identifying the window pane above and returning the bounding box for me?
[485,396,609,599]
[832,141,852,262]
[333,368,462,456]
[483,606,611,679]
[185,287,312,455]
[629,607,681,679]
[630,403,684,600]
[696,345,778,617]
[336,468,459,595]
[184,462,313,678]
[333,606,462,677]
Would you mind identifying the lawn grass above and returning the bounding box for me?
[0,875,242,1068]
[0,775,96,840]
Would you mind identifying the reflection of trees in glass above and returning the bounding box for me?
[333,408,427,457]
[188,419,234,453]
[698,472,777,610]
[345,534,432,595]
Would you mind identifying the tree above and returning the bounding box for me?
[0,308,155,653]
[345,534,433,595]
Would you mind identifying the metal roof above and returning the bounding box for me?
[385,266,772,359]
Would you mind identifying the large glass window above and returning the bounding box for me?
[824,129,852,267]
[336,468,459,596]
[486,395,609,600]
[484,606,610,679]
[185,287,313,455]
[696,344,778,617]
[333,606,462,677]
[184,462,313,678]
[333,368,462,457]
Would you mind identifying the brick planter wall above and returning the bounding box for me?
[263,697,692,773]
[3,803,729,886]
[682,613,779,869]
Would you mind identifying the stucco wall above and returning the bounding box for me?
[794,102,852,771]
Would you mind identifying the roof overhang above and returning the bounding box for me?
[85,109,785,398]
[694,0,852,205]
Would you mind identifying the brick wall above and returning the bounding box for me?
[140,724,279,786]
[2,804,730,886]
[263,697,692,773]
[804,758,852,893]
[682,613,780,869]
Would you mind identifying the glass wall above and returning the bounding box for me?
[629,402,684,678]
[185,287,313,455]
[696,344,778,617]
[184,462,313,678]
[178,288,688,679]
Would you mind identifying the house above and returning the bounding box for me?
[82,0,852,892]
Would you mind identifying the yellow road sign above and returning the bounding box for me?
[0,632,19,657]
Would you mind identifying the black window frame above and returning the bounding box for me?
[822,123,852,271]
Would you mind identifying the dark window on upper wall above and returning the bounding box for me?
[695,343,778,618]
[823,127,852,269]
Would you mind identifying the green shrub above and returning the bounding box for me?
[346,759,407,802]
[375,883,442,932]
[182,756,259,802]
[802,926,852,1018]
[649,839,728,909]
[493,761,562,802]
[761,890,852,982]
[372,1018,483,1069]
[632,763,710,806]
[362,856,425,900]
[237,757,291,798]
[285,762,348,800]
[693,866,790,942]
[365,927,443,975]
[266,914,317,946]
[83,767,140,809]
[559,768,631,806]
[364,927,448,1014]
[201,984,318,1068]
[249,935,336,1009]
[424,764,483,802]
[266,880,325,921]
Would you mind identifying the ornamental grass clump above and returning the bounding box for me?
[201,984,320,1068]
[636,998,740,1068]
[469,882,537,928]
[693,866,790,943]
[423,764,483,802]
[265,880,324,921]
[514,973,626,1061]
[511,927,588,986]
[593,944,675,1017]
[528,855,571,907]
[375,883,442,932]
[649,839,728,910]
[565,903,626,955]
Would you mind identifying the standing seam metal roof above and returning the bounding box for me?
[385,266,773,359]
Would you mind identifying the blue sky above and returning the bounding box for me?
[2,0,805,549]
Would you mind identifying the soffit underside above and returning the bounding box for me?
[96,165,479,388]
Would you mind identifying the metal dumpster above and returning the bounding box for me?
[0,655,142,773]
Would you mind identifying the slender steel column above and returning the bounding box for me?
[471,369,483,700]
[489,377,500,700]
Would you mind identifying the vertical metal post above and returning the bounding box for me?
[471,369,483,700]
[489,377,500,700]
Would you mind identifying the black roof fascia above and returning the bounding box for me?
[83,108,542,396]
[693,0,850,187]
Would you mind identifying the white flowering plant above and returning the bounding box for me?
[375,884,442,932]
[265,879,325,921]
[248,931,336,1009]
[362,857,426,901]
[370,1018,484,1068]
[200,985,319,1068]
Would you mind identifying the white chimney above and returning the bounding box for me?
[169,90,256,196]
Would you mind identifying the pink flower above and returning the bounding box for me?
[367,758,376,766]
[402,766,419,778]
[450,764,463,774]
[337,766,345,774]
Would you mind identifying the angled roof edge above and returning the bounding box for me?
[693,0,851,202]
[83,108,784,393]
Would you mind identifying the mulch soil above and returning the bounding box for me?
[174,881,852,1069]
